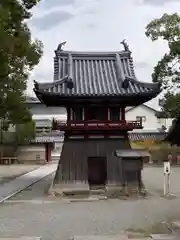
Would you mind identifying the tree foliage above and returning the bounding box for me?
[146,13,180,118]
[15,120,36,145]
[0,0,43,124]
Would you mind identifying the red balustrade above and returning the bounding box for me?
[52,119,143,131]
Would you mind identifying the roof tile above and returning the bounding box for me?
[35,50,161,98]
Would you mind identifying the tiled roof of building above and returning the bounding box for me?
[30,132,167,143]
[34,42,161,100]
[130,132,167,141]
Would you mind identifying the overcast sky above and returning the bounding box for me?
[27,0,180,109]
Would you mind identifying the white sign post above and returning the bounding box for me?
[163,161,171,196]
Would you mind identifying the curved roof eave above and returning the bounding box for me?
[126,76,161,91]
[34,87,160,99]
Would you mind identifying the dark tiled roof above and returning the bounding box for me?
[34,48,161,98]
[116,149,150,157]
[129,132,167,141]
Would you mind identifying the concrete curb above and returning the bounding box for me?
[0,237,42,240]
[0,164,57,204]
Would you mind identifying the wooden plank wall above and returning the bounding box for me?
[54,135,131,185]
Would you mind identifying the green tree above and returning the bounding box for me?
[15,120,36,145]
[0,0,43,124]
[146,13,180,118]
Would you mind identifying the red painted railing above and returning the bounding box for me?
[52,119,143,131]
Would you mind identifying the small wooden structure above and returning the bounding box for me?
[115,149,150,191]
[33,41,161,193]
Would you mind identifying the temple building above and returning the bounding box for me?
[34,41,161,195]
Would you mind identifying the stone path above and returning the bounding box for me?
[73,233,178,239]
[0,163,57,203]
[0,238,41,240]
[0,165,40,184]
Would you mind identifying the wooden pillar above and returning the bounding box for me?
[84,105,88,120]
[45,144,52,162]
[48,144,52,162]
[121,106,125,120]
[103,105,108,120]
[46,143,53,162]
[67,107,71,122]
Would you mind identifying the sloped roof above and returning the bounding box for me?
[34,46,161,103]
[116,149,150,158]
[30,132,167,143]
[130,132,167,141]
[126,104,158,113]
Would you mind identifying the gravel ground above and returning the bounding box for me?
[142,166,180,196]
[0,167,180,239]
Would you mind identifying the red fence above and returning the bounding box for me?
[52,119,143,131]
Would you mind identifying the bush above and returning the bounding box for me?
[15,120,35,145]
[151,147,180,164]
[131,140,180,164]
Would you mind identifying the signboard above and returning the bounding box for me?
[163,161,171,196]
[164,161,171,174]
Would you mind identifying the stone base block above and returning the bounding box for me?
[171,221,180,234]
[50,182,90,196]
[0,237,42,240]
[150,234,177,239]
[72,234,128,240]
[105,184,125,198]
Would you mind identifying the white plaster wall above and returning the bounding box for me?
[125,105,173,132]
[157,118,174,131]
[126,105,158,131]
[18,145,46,163]
[30,105,67,127]
[30,105,66,116]
[28,102,174,132]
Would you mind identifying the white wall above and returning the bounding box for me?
[30,105,66,116]
[18,145,46,163]
[126,105,158,131]
[29,102,173,132]
[126,105,173,132]
[30,105,67,127]
[157,118,174,131]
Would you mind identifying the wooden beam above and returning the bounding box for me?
[121,107,125,120]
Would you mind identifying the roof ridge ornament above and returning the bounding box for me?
[57,41,66,51]
[122,77,129,89]
[55,41,67,56]
[34,80,39,90]
[66,78,74,90]
[120,39,131,52]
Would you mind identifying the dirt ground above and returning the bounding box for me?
[0,164,40,184]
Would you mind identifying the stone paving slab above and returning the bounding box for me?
[171,221,180,229]
[72,235,128,240]
[0,238,41,240]
[0,163,57,203]
[0,165,39,184]
[72,235,151,240]
[150,234,177,239]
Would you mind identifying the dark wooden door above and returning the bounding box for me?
[87,157,107,186]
